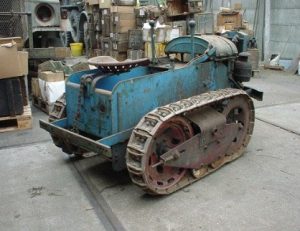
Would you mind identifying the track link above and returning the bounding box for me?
[126,88,255,195]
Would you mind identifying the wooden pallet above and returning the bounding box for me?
[32,95,50,114]
[0,105,32,133]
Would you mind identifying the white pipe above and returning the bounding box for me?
[264,0,271,61]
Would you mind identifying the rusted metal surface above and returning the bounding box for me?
[40,119,111,156]
[126,88,254,195]
[49,93,66,122]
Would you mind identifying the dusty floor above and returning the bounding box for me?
[0,70,299,231]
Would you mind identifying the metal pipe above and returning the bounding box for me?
[27,14,34,49]
[0,12,31,16]
[149,20,157,64]
[189,20,196,59]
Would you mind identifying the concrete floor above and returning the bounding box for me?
[0,70,299,231]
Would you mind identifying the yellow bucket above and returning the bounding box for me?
[70,43,83,57]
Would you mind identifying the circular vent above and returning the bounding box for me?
[35,3,54,23]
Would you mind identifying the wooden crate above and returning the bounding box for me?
[0,105,32,133]
[127,49,145,60]
[188,0,203,13]
[111,51,127,61]
[166,0,188,16]
[128,29,144,50]
[102,14,111,37]
[101,37,112,56]
[110,12,136,33]
[111,33,128,52]
[216,12,242,28]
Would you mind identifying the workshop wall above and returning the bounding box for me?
[270,0,300,60]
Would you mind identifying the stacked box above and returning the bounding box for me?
[169,20,187,36]
[31,78,41,98]
[217,11,242,29]
[111,51,127,61]
[101,9,111,37]
[193,13,214,35]
[134,8,147,28]
[127,49,144,60]
[0,37,23,50]
[187,0,204,13]
[168,20,187,35]
[110,6,136,33]
[128,29,143,50]
[92,7,102,48]
[86,0,99,5]
[111,33,128,52]
[111,0,136,6]
[101,37,112,56]
[0,41,29,119]
[0,78,24,117]
[109,6,135,59]
[0,42,28,79]
[99,0,112,9]
[166,0,188,16]
[143,26,172,43]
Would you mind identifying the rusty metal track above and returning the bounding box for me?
[126,88,255,195]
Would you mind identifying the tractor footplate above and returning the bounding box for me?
[126,88,254,195]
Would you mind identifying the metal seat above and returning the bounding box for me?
[88,56,150,73]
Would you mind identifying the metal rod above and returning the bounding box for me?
[0,11,31,16]
[27,14,34,49]
[149,20,157,64]
[189,20,196,59]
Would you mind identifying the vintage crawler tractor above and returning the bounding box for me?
[40,21,263,195]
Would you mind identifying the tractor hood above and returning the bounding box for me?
[165,35,238,58]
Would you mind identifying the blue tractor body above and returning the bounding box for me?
[40,34,258,173]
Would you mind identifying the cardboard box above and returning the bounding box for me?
[110,6,134,14]
[128,29,144,50]
[166,0,188,16]
[127,49,144,60]
[31,78,42,98]
[55,47,71,59]
[0,42,28,79]
[111,12,136,33]
[111,0,136,6]
[188,0,203,13]
[111,51,127,61]
[0,37,23,50]
[102,14,111,37]
[224,23,235,30]
[86,0,99,5]
[112,40,128,52]
[100,37,112,56]
[39,71,65,82]
[99,0,111,9]
[217,12,242,28]
[169,20,187,35]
